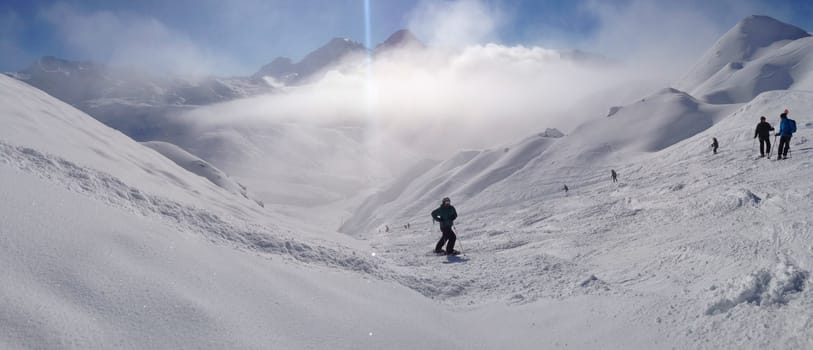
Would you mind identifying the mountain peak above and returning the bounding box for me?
[253,37,365,84]
[25,56,101,74]
[322,37,365,50]
[676,15,810,94]
[735,15,808,37]
[376,29,424,51]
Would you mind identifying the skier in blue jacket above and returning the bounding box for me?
[776,109,796,160]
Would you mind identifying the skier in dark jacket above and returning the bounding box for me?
[754,116,774,157]
[776,109,796,159]
[610,169,618,183]
[431,197,459,255]
[711,137,719,154]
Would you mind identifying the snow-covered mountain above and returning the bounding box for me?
[7,56,272,140]
[5,30,422,141]
[253,29,426,85]
[348,15,813,231]
[13,56,270,106]
[253,37,367,85]
[677,15,813,103]
[375,29,426,52]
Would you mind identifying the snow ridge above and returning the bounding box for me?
[0,141,380,274]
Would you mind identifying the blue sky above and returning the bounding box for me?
[1,0,811,75]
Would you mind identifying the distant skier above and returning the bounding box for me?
[754,116,774,157]
[431,197,459,255]
[776,109,796,159]
[385,225,389,233]
[611,169,618,183]
[711,137,719,154]
[563,184,569,193]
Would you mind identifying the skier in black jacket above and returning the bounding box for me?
[754,116,774,157]
[431,197,459,255]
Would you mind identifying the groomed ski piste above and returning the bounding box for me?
[1,15,813,350]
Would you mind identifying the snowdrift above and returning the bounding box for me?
[141,140,263,206]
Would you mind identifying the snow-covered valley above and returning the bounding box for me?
[2,14,813,350]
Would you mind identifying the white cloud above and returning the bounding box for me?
[40,3,239,76]
[407,0,503,48]
[181,41,648,159]
[0,10,33,71]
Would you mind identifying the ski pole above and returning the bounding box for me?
[752,138,755,153]
[774,135,779,158]
[453,225,463,253]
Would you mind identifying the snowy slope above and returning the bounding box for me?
[141,140,262,206]
[0,63,475,350]
[347,89,813,350]
[677,15,813,104]
[342,87,737,233]
[0,72,674,349]
[341,130,563,234]
[163,114,409,209]
[0,166,466,349]
[0,75,260,215]
[348,17,813,231]
[4,14,813,350]
[341,16,813,349]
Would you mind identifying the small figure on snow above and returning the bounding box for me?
[431,197,459,255]
[754,116,774,157]
[711,137,719,154]
[385,225,389,233]
[775,109,797,160]
[563,184,569,194]
[611,169,618,183]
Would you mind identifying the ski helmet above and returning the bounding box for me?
[442,197,451,204]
